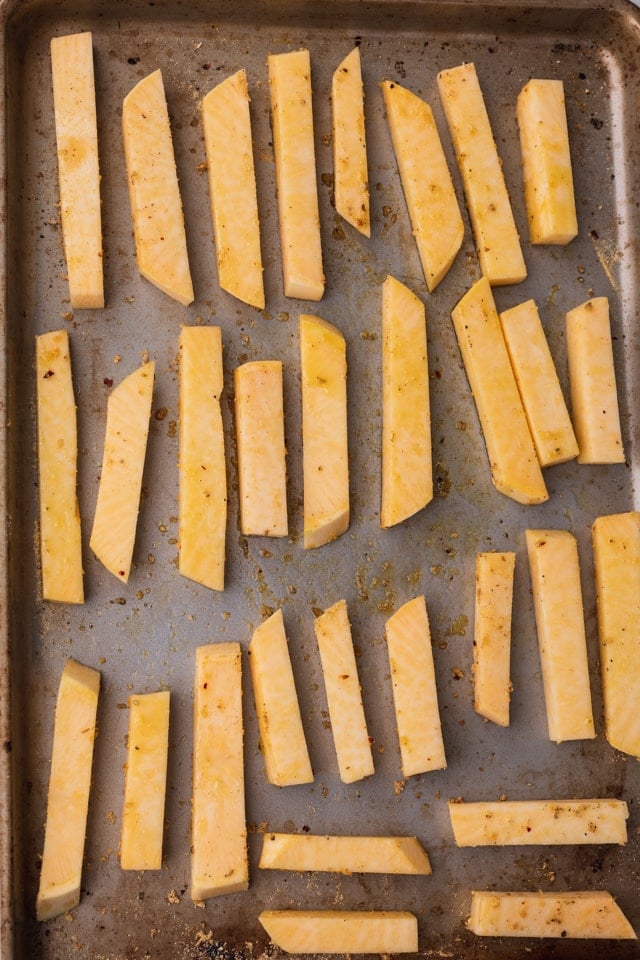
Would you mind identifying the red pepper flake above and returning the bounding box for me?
[43,370,54,378]
[104,377,114,387]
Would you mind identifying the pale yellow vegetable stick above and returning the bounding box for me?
[179,326,226,590]
[385,595,446,776]
[259,910,419,954]
[437,61,526,285]
[120,691,170,870]
[468,891,636,939]
[122,69,194,306]
[500,299,578,466]
[517,78,578,244]
[248,609,313,786]
[268,49,324,300]
[50,32,104,309]
[449,799,629,847]
[525,529,595,743]
[313,600,374,784]
[234,360,287,537]
[381,80,463,291]
[36,660,100,921]
[566,297,625,464]
[300,314,349,548]
[332,47,370,237]
[381,275,432,527]
[201,70,265,309]
[473,551,515,727]
[592,511,640,757]
[191,643,247,900]
[89,361,155,583]
[451,278,548,505]
[36,330,83,604]
[259,833,431,875]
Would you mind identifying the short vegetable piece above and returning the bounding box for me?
[468,891,636,939]
[122,69,194,305]
[89,361,155,583]
[259,833,431,875]
[50,32,104,309]
[332,47,370,236]
[473,551,515,727]
[259,910,419,954]
[36,329,83,604]
[36,660,100,921]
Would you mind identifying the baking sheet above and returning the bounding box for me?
[2,0,640,956]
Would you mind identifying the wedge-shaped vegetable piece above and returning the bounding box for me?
[234,360,287,537]
[517,78,578,244]
[451,278,548,504]
[249,609,313,786]
[90,361,154,583]
[332,47,369,237]
[179,326,227,590]
[50,32,104,309]
[385,595,446,776]
[500,299,578,466]
[449,799,629,847]
[36,330,83,604]
[120,690,170,870]
[191,643,247,900]
[381,276,432,527]
[122,69,194,305]
[300,314,349,548]
[268,49,324,300]
[202,69,264,309]
[592,512,640,757]
[526,529,595,743]
[36,660,100,921]
[259,910,419,954]
[437,62,526,285]
[259,833,431,875]
[381,80,463,291]
[473,551,515,727]
[314,600,373,783]
[566,297,625,464]
[468,891,636,939]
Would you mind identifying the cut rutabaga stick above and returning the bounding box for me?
[468,891,636,939]
[566,297,625,464]
[50,32,104,309]
[248,609,313,786]
[517,78,578,244]
[381,275,432,527]
[525,529,595,743]
[313,600,374,784]
[179,326,227,590]
[120,691,170,871]
[259,910,419,954]
[381,79,463,291]
[385,595,446,776]
[332,47,370,237]
[259,833,431,875]
[191,643,247,900]
[36,330,83,604]
[122,69,194,306]
[268,49,324,300]
[201,69,265,309]
[89,361,154,583]
[449,799,629,847]
[234,360,287,537]
[592,511,640,757]
[437,61,526,285]
[499,299,578,467]
[451,278,548,505]
[300,314,349,549]
[36,660,100,921]
[473,551,515,727]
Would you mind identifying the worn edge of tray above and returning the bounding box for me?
[2,0,640,958]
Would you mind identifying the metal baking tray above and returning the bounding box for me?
[2,0,640,956]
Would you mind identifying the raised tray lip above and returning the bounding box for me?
[1,0,640,957]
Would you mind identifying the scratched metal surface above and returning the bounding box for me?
[1,0,640,957]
